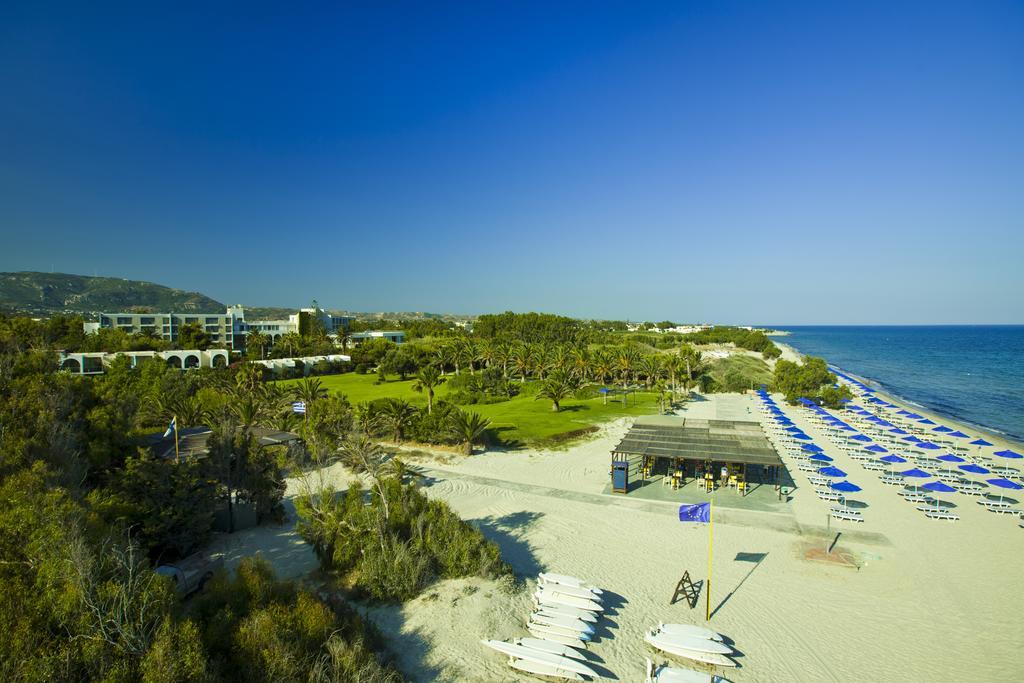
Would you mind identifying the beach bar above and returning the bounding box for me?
[611,416,783,495]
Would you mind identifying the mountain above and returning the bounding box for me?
[0,272,225,317]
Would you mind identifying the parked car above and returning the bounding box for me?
[155,552,224,596]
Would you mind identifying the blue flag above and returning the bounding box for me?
[678,502,711,523]
[162,416,176,438]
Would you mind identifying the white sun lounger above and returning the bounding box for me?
[830,507,864,522]
[923,509,960,521]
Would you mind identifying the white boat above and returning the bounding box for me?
[532,611,595,635]
[646,658,731,683]
[511,657,584,680]
[645,632,736,667]
[515,637,587,661]
[533,600,599,623]
[539,572,604,595]
[528,617,592,641]
[480,640,598,678]
[658,622,724,642]
[534,588,604,612]
[528,625,587,648]
[537,577,603,600]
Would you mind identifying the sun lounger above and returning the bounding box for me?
[986,507,1023,515]
[830,507,864,522]
[978,499,1013,509]
[815,488,842,501]
[923,510,960,521]
[862,462,887,471]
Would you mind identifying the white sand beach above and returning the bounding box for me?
[212,389,1024,682]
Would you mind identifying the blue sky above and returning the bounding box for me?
[1,1,1022,324]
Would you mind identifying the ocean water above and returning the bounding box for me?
[772,326,1024,442]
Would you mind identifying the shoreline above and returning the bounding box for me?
[774,340,1023,449]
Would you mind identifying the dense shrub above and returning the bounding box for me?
[296,475,511,602]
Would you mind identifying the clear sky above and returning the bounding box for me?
[1,1,1022,324]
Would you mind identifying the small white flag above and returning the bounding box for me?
[162,416,176,438]
[291,401,306,414]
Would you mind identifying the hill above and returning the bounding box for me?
[0,272,225,317]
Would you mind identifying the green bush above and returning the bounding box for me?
[296,475,511,602]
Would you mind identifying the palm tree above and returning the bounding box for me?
[664,354,684,396]
[434,343,455,375]
[448,408,491,455]
[456,338,478,375]
[334,327,351,350]
[338,433,402,523]
[412,364,445,414]
[654,378,669,413]
[376,398,415,443]
[570,347,590,383]
[509,342,528,385]
[150,393,208,428]
[591,350,613,386]
[278,331,303,358]
[639,354,662,389]
[293,377,327,406]
[529,343,550,380]
[244,330,269,360]
[491,341,511,379]
[535,370,576,412]
[679,345,705,393]
[616,347,639,387]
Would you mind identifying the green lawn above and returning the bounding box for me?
[278,373,661,447]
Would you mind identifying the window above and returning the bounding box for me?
[116,317,132,325]
[185,317,198,324]
[205,317,219,324]
[140,317,155,325]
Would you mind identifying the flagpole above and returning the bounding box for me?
[174,415,180,463]
[706,497,714,621]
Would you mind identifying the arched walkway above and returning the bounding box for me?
[166,356,182,369]
[184,355,200,369]
[61,358,81,373]
[212,354,227,368]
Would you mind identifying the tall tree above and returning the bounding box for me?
[412,365,445,414]
[535,371,575,412]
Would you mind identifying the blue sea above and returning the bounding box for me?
[771,326,1024,442]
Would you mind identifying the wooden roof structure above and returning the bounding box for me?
[612,417,782,466]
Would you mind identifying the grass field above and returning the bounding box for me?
[278,372,661,447]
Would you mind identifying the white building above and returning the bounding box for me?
[58,349,229,375]
[85,303,354,350]
[347,330,405,345]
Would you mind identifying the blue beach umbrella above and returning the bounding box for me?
[851,434,872,442]
[921,480,958,513]
[809,453,834,463]
[792,432,812,441]
[905,413,922,420]
[901,468,932,478]
[889,428,909,435]
[986,478,1023,504]
[915,442,941,451]
[880,454,907,464]
[903,435,922,443]
[994,449,1023,460]
[864,444,888,453]
[918,418,936,425]
[785,426,803,433]
[959,464,990,475]
[970,439,993,447]
[802,443,824,453]
[829,480,862,512]
[897,410,911,416]
[937,454,965,463]
[948,431,969,439]
[818,466,847,478]
[932,425,953,434]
